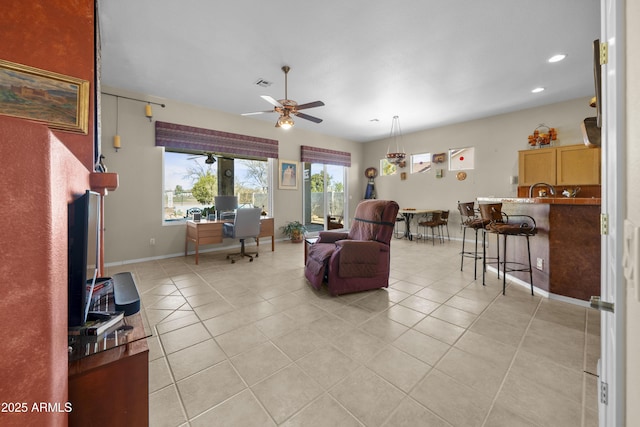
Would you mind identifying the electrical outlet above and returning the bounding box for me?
[150,238,156,246]
[536,258,544,270]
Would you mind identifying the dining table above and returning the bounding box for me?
[398,208,440,241]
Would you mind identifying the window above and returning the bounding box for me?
[411,152,432,173]
[380,158,397,176]
[163,150,270,222]
[303,163,347,233]
[449,147,475,170]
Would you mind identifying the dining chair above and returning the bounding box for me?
[417,211,443,245]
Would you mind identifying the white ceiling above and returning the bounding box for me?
[98,0,600,143]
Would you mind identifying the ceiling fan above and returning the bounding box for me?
[242,66,325,129]
[187,152,217,164]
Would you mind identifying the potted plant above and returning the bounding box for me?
[280,220,307,243]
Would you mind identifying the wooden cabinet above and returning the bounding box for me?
[556,145,601,185]
[518,144,601,186]
[518,147,557,185]
[68,313,149,427]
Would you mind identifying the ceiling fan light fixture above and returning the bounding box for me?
[278,114,294,129]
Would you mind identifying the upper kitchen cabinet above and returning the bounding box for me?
[556,145,601,185]
[518,147,557,185]
[518,144,601,186]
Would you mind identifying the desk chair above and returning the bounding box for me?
[223,208,262,263]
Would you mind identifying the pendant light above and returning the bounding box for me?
[386,115,406,166]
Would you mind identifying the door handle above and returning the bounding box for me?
[590,296,614,313]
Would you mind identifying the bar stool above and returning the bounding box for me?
[458,202,488,279]
[479,203,536,295]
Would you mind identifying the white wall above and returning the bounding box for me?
[363,97,594,238]
[99,87,363,264]
[626,1,640,423]
[100,90,593,263]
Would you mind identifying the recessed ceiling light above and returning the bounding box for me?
[531,87,545,93]
[548,54,567,63]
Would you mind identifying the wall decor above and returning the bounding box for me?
[411,152,431,173]
[278,159,299,190]
[400,172,407,181]
[0,59,90,133]
[432,152,446,163]
[449,147,475,171]
[436,169,443,178]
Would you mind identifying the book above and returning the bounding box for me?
[69,311,125,337]
[85,311,125,336]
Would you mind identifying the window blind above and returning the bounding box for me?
[155,121,279,160]
[300,145,351,167]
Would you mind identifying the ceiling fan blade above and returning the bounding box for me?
[261,95,283,107]
[241,110,274,116]
[296,100,325,110]
[294,112,323,123]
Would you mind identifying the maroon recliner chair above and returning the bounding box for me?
[304,200,399,296]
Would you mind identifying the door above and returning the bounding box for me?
[303,162,348,232]
[599,0,625,425]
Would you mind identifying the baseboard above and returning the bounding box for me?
[485,266,590,308]
[105,238,288,267]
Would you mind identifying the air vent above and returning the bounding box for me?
[254,78,273,88]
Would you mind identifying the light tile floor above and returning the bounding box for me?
[106,237,600,427]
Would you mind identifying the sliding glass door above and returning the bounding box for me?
[303,162,347,233]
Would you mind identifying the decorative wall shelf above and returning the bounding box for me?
[90,172,119,195]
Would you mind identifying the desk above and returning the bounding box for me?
[185,217,274,264]
[398,209,438,240]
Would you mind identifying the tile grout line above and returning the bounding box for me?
[479,294,544,427]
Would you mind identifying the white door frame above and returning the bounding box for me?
[599,0,626,425]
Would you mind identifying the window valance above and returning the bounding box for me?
[155,121,279,160]
[300,145,351,167]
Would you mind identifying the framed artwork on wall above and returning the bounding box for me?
[278,159,298,190]
[448,147,475,171]
[0,59,90,134]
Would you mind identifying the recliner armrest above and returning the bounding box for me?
[317,231,349,243]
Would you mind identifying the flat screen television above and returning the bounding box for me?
[68,190,100,327]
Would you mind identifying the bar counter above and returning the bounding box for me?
[477,197,601,301]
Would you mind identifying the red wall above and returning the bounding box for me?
[3,0,96,169]
[0,1,96,426]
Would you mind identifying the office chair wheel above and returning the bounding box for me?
[249,258,253,262]
[226,255,230,259]
[231,259,236,264]
[255,254,259,258]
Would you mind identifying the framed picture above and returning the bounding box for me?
[0,59,90,134]
[278,159,298,190]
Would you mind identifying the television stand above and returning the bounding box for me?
[68,274,148,426]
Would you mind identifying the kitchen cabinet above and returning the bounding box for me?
[518,144,601,186]
[518,147,557,185]
[556,145,601,185]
